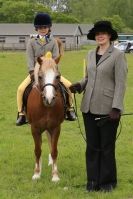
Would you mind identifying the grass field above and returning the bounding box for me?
[0,47,133,199]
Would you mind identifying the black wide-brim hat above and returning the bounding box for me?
[87,20,118,41]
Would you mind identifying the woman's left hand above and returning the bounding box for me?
[109,108,121,120]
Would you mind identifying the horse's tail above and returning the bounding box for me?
[55,37,64,64]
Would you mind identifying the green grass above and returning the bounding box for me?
[0,48,133,199]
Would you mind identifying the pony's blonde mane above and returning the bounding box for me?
[55,37,64,56]
[41,57,57,73]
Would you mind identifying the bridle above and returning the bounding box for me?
[42,83,57,91]
[41,82,59,100]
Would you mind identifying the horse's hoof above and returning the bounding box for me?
[32,173,41,180]
[52,175,60,182]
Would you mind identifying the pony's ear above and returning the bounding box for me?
[37,56,43,65]
[55,55,61,64]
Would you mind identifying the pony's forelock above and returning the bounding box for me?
[34,56,57,86]
[41,57,57,73]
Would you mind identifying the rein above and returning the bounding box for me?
[95,112,133,121]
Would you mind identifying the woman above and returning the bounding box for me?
[16,12,76,125]
[70,21,127,192]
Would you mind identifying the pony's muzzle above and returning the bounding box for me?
[43,96,56,106]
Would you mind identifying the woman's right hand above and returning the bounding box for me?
[69,83,81,93]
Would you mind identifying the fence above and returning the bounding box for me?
[0,43,26,51]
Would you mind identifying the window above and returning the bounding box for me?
[0,37,5,43]
[19,36,25,43]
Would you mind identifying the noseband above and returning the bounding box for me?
[41,83,58,101]
[42,83,57,90]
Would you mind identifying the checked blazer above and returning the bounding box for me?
[79,44,128,114]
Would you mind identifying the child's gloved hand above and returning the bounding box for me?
[29,70,34,82]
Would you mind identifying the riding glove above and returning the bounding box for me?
[109,108,121,121]
[69,83,81,93]
[29,70,34,82]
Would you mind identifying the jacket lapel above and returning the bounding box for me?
[91,49,97,68]
[96,44,114,67]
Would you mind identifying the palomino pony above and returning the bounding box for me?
[27,52,64,182]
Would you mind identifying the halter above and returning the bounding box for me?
[41,82,59,102]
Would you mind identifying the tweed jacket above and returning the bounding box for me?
[79,44,128,114]
[26,35,59,72]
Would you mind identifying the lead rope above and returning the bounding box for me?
[73,94,86,142]
[73,94,133,151]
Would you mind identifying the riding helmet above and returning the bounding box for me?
[34,13,52,28]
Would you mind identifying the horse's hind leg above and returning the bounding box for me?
[50,126,60,182]
[31,126,42,180]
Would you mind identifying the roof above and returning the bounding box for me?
[0,23,93,37]
[52,24,82,36]
[0,24,36,36]
[80,24,93,35]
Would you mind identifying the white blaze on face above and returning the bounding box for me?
[44,69,56,104]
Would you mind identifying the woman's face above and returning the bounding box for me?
[37,26,50,36]
[95,32,111,45]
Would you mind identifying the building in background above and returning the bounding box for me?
[0,23,93,51]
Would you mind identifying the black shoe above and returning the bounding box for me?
[16,114,27,126]
[100,184,116,192]
[65,110,77,121]
[86,182,99,192]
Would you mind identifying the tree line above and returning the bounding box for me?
[0,0,133,32]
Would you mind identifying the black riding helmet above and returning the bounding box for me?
[34,13,52,28]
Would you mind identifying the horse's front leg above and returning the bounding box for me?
[46,131,53,166]
[50,126,61,182]
[31,126,42,180]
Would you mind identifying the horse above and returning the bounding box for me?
[27,52,65,182]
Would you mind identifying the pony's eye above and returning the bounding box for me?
[39,76,42,80]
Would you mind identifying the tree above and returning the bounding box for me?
[102,15,125,32]
[107,0,133,29]
[0,0,79,23]
[0,1,51,23]
[0,0,133,31]
[52,11,79,23]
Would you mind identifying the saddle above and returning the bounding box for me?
[22,82,33,113]
[22,82,69,115]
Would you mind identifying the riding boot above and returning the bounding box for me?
[65,108,77,121]
[16,112,27,126]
